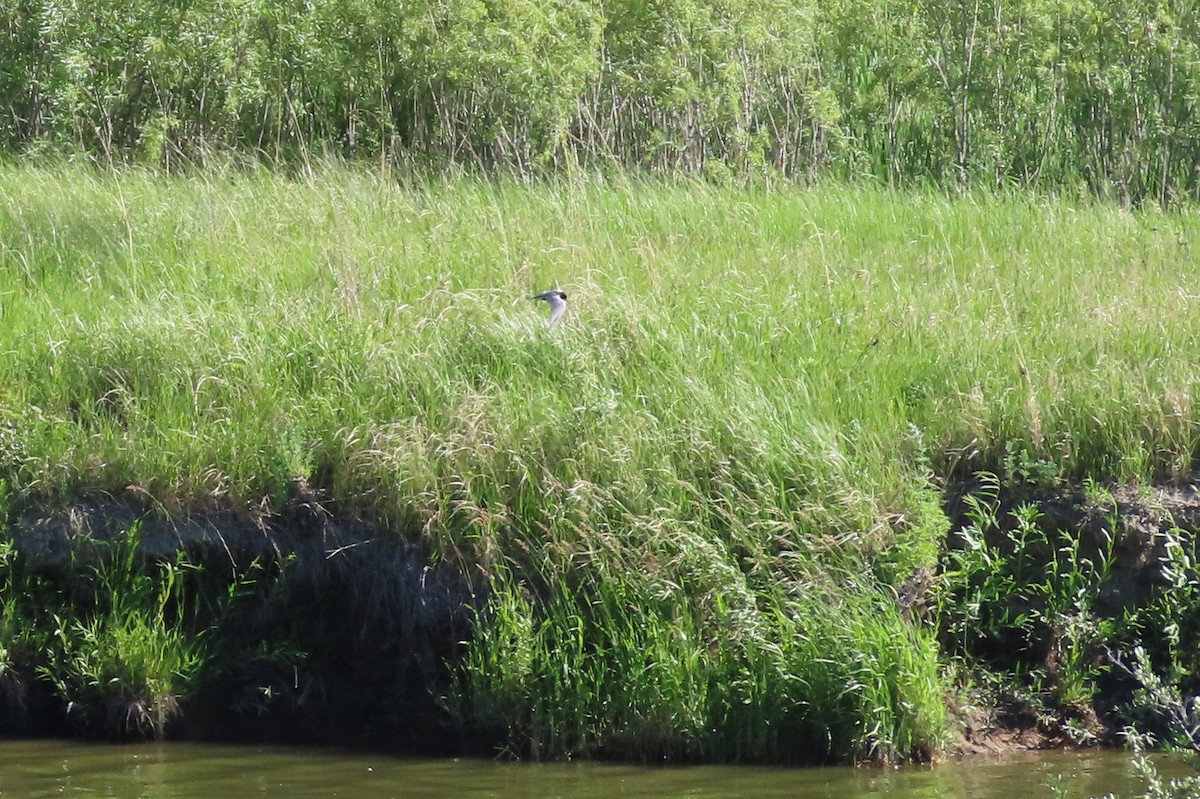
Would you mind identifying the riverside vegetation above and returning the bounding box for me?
[6,0,1200,779]
[4,0,1200,202]
[2,166,1200,767]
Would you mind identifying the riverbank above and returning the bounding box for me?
[2,166,1199,762]
[2,474,1194,760]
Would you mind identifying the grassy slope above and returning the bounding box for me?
[2,165,1199,760]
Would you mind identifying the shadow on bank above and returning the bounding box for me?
[2,474,1200,764]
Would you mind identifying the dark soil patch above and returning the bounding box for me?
[2,488,474,749]
[941,477,1200,758]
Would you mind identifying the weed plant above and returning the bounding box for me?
[940,474,1200,745]
[939,472,1121,709]
[36,525,207,738]
[3,165,1200,759]
[1105,521,1200,749]
[0,516,231,738]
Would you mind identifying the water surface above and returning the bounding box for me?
[0,740,1188,799]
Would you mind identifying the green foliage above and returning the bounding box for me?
[1110,524,1200,722]
[1003,442,1061,490]
[940,473,1118,709]
[0,528,53,684]
[4,0,1200,197]
[0,520,238,739]
[1110,647,1200,753]
[37,525,206,739]
[4,167,1200,759]
[871,427,949,589]
[0,533,36,705]
[456,566,946,763]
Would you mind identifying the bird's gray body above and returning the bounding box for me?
[532,289,568,328]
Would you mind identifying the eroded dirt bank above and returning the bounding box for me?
[3,478,1198,758]
[1,490,474,751]
[942,478,1200,755]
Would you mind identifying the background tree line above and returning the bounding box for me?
[1,0,1198,202]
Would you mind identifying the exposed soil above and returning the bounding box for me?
[949,692,1071,756]
[2,484,474,750]
[4,477,1199,759]
[941,478,1200,758]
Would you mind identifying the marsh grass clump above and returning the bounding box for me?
[0,520,222,739]
[457,559,946,763]
[38,526,207,739]
[449,464,947,763]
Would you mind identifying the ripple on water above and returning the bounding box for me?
[0,741,1189,799]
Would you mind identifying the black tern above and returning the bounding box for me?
[531,289,568,329]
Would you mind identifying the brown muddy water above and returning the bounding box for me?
[0,742,1192,799]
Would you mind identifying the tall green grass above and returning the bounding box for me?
[0,518,213,738]
[459,566,945,762]
[5,167,1197,507]
[39,525,208,738]
[2,164,1200,759]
